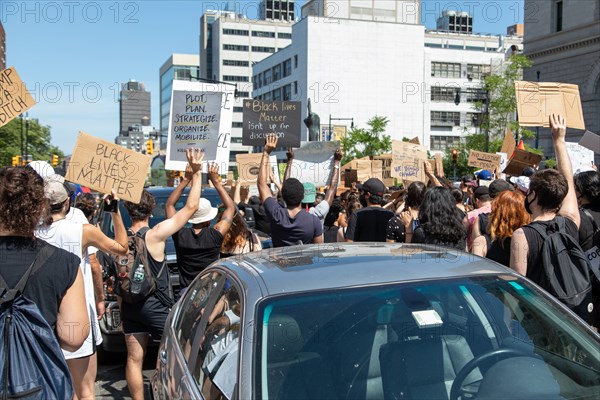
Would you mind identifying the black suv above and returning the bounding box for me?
[97,186,222,352]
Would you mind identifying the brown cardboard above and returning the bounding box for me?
[391,140,428,183]
[504,149,542,176]
[500,128,516,157]
[434,153,444,177]
[408,136,421,145]
[345,169,358,187]
[515,81,585,130]
[236,153,263,184]
[579,130,600,154]
[371,159,383,181]
[428,159,436,173]
[0,67,37,127]
[468,150,503,171]
[374,154,393,185]
[66,132,151,203]
[355,159,372,183]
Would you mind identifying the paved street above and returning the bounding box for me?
[96,348,158,399]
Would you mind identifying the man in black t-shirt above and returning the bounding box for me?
[510,114,581,284]
[345,178,394,242]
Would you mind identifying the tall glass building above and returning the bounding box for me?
[159,54,200,149]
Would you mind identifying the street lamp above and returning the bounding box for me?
[328,115,354,141]
[455,88,490,152]
[535,70,541,149]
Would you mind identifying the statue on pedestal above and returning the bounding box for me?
[303,98,321,142]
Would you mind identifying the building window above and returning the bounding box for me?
[223,75,249,82]
[294,81,298,94]
[232,122,244,128]
[283,59,292,77]
[430,135,462,151]
[431,86,457,102]
[272,88,282,100]
[235,91,250,98]
[465,89,487,103]
[467,113,482,127]
[231,137,243,144]
[294,55,298,68]
[223,28,249,36]
[283,84,292,101]
[467,64,490,80]
[252,30,275,38]
[430,111,461,126]
[278,32,292,39]
[223,44,249,51]
[264,92,272,101]
[431,62,461,78]
[272,65,282,82]
[252,46,276,53]
[556,1,563,32]
[233,107,244,113]
[223,59,249,67]
[263,69,272,85]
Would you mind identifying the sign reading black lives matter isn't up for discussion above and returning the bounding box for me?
[166,81,235,172]
[242,100,301,147]
[66,132,151,203]
[0,67,36,128]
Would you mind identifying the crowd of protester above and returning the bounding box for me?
[1,113,598,399]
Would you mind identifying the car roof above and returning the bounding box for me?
[223,243,516,296]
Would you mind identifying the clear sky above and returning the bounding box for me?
[3,0,523,153]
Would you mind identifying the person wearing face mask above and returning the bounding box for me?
[510,114,581,286]
[345,178,394,242]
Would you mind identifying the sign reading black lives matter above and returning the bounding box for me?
[242,100,301,147]
[166,81,235,171]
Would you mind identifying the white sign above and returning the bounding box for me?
[166,80,235,172]
[565,142,595,174]
[290,141,339,186]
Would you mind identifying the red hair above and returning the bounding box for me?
[489,191,531,244]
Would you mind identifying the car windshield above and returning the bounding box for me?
[255,275,600,400]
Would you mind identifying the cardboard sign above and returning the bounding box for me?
[166,81,234,172]
[290,141,339,186]
[579,130,600,154]
[496,152,508,175]
[320,125,348,142]
[515,81,585,130]
[345,169,358,188]
[66,132,150,203]
[504,149,542,176]
[435,153,444,177]
[0,67,36,127]
[468,150,502,171]
[500,128,516,157]
[236,153,263,184]
[356,159,372,183]
[242,100,301,147]
[391,140,428,183]
[565,142,595,174]
[374,154,394,186]
[408,136,420,145]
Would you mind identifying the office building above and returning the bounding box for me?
[0,21,5,70]
[523,0,600,159]
[119,80,151,135]
[259,0,295,21]
[301,0,420,23]
[200,9,293,160]
[115,117,159,153]
[436,10,473,34]
[159,54,200,149]
[507,24,524,37]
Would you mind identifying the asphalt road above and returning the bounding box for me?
[96,347,158,399]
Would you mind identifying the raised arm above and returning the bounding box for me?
[424,160,442,187]
[284,147,294,182]
[323,148,342,206]
[83,190,128,256]
[551,114,580,227]
[258,135,277,204]
[165,164,192,219]
[233,180,242,204]
[210,163,236,236]
[148,149,204,244]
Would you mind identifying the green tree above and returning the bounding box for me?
[340,116,392,165]
[148,167,167,187]
[0,118,64,167]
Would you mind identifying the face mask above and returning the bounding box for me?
[524,192,536,214]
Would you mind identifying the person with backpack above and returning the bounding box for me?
[35,174,129,400]
[510,114,593,322]
[121,149,204,400]
[574,170,600,328]
[0,166,89,399]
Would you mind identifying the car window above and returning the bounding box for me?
[255,276,600,400]
[173,271,223,360]
[192,279,242,400]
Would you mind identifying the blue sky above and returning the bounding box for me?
[3,0,523,153]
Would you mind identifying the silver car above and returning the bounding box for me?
[151,243,600,400]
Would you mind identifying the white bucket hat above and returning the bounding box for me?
[188,198,218,224]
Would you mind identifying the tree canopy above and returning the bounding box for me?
[0,118,64,167]
[340,116,392,165]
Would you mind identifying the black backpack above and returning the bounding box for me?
[529,217,593,320]
[0,245,74,399]
[581,208,600,281]
[114,227,166,304]
[479,212,489,235]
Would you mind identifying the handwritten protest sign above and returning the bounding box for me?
[565,142,595,174]
[515,81,585,130]
[408,136,420,145]
[236,153,263,184]
[242,100,301,147]
[390,140,428,183]
[0,67,36,128]
[374,154,394,186]
[435,153,444,177]
[468,150,502,171]
[579,130,600,154]
[500,128,516,157]
[504,149,542,176]
[496,152,508,176]
[66,132,150,203]
[290,141,339,186]
[166,81,234,172]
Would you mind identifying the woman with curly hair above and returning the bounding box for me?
[406,186,467,250]
[220,206,262,257]
[472,190,530,266]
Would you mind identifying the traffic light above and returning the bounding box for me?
[452,149,458,165]
[11,155,22,166]
[51,154,59,167]
[146,140,154,155]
